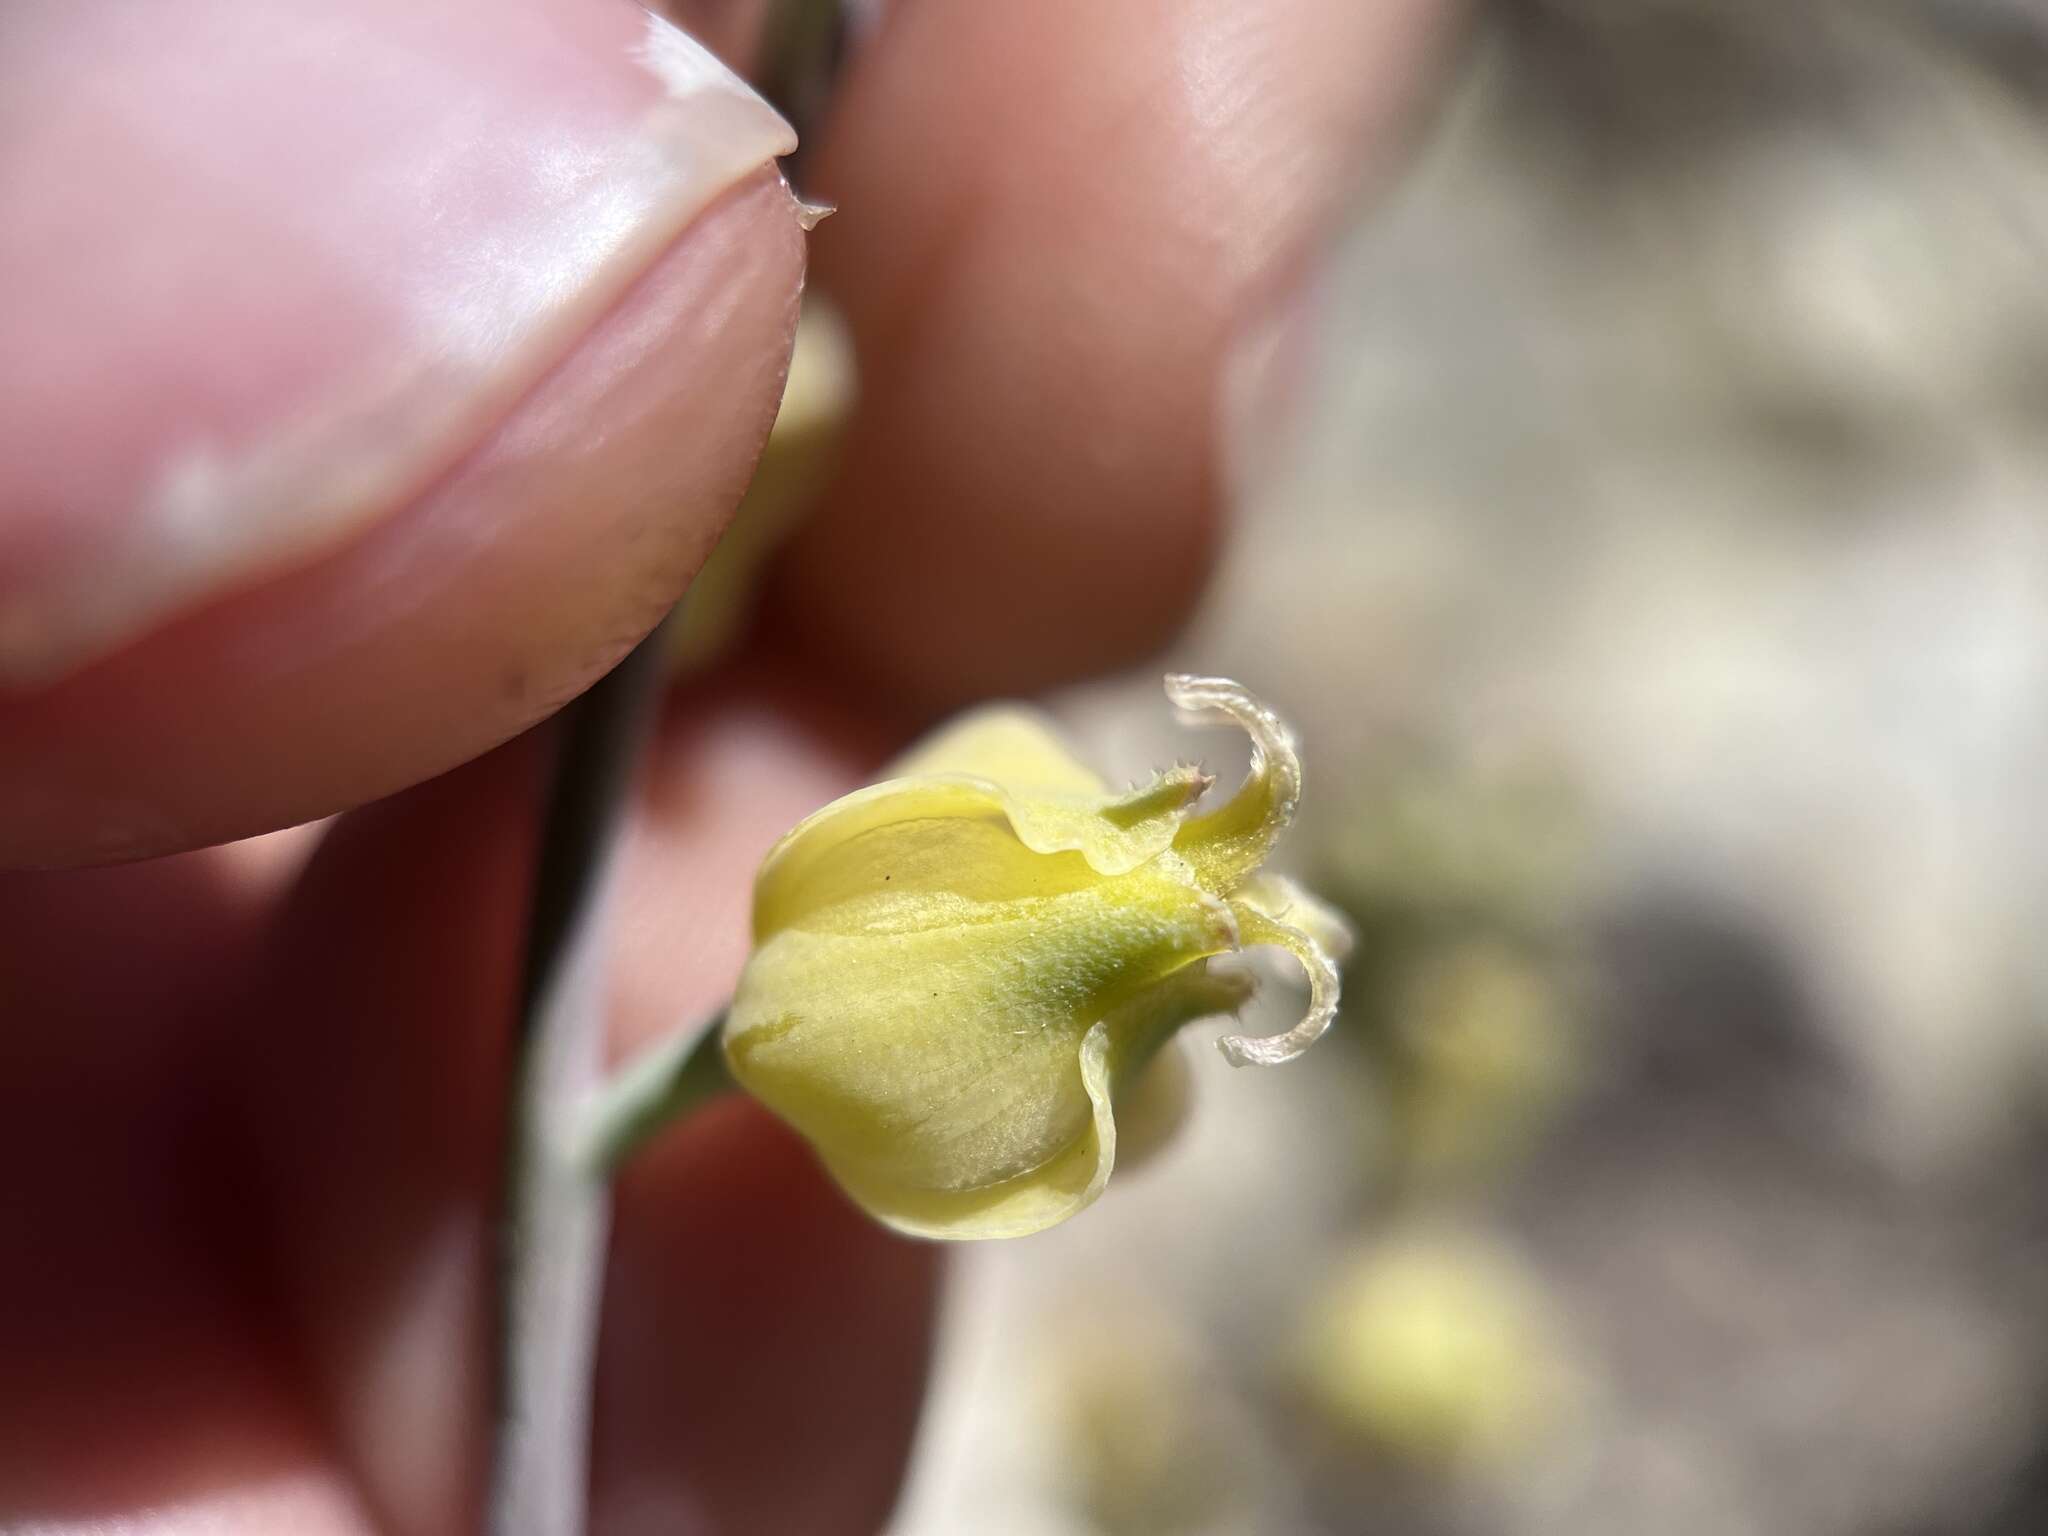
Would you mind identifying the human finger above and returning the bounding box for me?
[0,0,805,867]
[771,0,1454,709]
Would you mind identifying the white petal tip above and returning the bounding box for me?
[1159,674,1305,874]
[1216,1023,1325,1069]
[1162,673,1246,720]
[1216,1034,1262,1068]
[1216,906,1343,1069]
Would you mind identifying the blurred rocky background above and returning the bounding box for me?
[883,2,2048,1531]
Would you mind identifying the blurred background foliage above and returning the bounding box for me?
[849,1,2048,1531]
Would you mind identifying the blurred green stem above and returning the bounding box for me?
[574,1016,735,1176]
[492,626,670,1536]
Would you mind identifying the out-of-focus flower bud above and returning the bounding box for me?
[667,298,854,673]
[1293,1226,1580,1473]
[722,676,1352,1239]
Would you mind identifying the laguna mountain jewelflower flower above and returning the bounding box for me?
[722,676,1352,1239]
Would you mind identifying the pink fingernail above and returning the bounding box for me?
[0,0,793,686]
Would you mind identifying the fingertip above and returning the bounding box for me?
[0,0,795,686]
[769,0,1455,711]
[233,737,548,1536]
[0,170,807,868]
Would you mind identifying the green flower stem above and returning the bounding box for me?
[573,1015,736,1176]
[489,9,848,1527]
[493,626,671,1536]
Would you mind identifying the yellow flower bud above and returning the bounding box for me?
[722,675,1352,1240]
[1293,1227,1580,1472]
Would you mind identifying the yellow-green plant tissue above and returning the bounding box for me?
[722,675,1353,1240]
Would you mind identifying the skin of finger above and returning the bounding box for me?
[770,0,1454,712]
[0,859,374,1533]
[227,736,548,1536]
[2,0,791,682]
[0,170,805,871]
[593,1099,942,1536]
[592,670,939,1536]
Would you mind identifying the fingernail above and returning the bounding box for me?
[0,0,793,687]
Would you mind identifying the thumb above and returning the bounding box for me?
[0,0,805,867]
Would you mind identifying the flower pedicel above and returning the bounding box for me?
[722,675,1352,1239]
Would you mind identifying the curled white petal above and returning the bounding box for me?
[1235,871,1356,965]
[1217,906,1343,1068]
[1164,675,1303,888]
[1164,674,1302,823]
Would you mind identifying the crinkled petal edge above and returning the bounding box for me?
[809,960,1256,1241]
[823,1019,1121,1241]
[753,768,1209,935]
